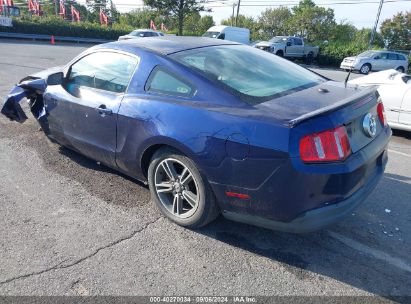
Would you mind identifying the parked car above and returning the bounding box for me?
[118,29,164,41]
[254,36,319,63]
[340,50,409,75]
[349,69,411,131]
[202,26,250,44]
[1,37,390,233]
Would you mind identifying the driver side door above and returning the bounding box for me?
[43,51,139,167]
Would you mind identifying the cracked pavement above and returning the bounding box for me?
[0,40,411,298]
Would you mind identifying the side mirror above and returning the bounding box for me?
[374,56,380,60]
[46,72,64,85]
[286,42,292,46]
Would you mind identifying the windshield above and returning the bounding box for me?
[358,51,377,57]
[170,45,325,104]
[202,31,220,38]
[269,36,287,43]
[130,31,143,36]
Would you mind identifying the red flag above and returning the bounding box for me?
[99,9,108,25]
[161,23,168,32]
[59,1,65,18]
[0,0,3,14]
[35,1,41,15]
[150,20,157,31]
[71,5,80,22]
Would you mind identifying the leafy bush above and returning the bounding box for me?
[317,42,369,66]
[1,16,132,40]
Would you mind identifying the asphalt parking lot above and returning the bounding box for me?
[0,40,411,299]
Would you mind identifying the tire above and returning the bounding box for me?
[396,66,405,73]
[148,148,219,228]
[276,50,284,57]
[360,63,371,75]
[305,52,314,65]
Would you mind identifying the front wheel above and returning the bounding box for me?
[148,148,219,228]
[360,63,371,75]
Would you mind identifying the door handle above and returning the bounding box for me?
[96,105,113,116]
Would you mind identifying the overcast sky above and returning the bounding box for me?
[98,0,410,29]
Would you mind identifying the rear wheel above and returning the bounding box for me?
[305,52,314,65]
[396,66,405,73]
[148,148,219,228]
[360,63,371,75]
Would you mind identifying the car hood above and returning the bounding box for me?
[348,69,408,86]
[255,80,376,126]
[255,41,274,47]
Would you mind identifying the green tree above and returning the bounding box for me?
[143,0,209,36]
[257,7,292,40]
[118,8,166,30]
[288,0,336,42]
[380,11,411,50]
[329,21,357,42]
[184,12,214,35]
[355,28,384,48]
[85,0,107,12]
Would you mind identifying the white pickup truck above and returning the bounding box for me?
[254,36,319,63]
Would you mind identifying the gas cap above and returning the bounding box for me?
[225,133,250,161]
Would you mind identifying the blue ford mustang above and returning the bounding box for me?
[1,37,391,232]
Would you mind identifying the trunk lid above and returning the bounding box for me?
[256,81,381,154]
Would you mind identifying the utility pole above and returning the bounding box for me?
[369,0,384,48]
[55,0,58,16]
[231,2,236,26]
[235,0,240,27]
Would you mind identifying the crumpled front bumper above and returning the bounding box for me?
[1,78,47,123]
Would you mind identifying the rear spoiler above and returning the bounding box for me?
[288,86,377,127]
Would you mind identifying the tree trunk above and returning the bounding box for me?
[178,0,184,36]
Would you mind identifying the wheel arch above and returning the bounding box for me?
[139,137,198,179]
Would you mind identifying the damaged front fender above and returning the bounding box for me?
[1,65,63,125]
[1,78,47,123]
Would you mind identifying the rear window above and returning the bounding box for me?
[170,45,324,104]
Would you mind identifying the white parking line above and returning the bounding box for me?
[388,149,411,158]
[328,231,411,273]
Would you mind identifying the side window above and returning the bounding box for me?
[218,33,225,40]
[380,53,389,60]
[146,67,194,97]
[388,53,398,60]
[65,52,138,95]
[398,54,405,61]
[294,38,303,45]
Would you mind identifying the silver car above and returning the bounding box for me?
[118,29,164,41]
[340,50,408,75]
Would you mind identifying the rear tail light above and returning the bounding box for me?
[300,126,351,163]
[377,101,387,127]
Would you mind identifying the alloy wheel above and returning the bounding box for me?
[154,158,200,219]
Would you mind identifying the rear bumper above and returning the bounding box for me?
[223,148,386,233]
[213,125,391,233]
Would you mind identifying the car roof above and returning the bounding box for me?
[102,36,240,56]
[131,29,159,33]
